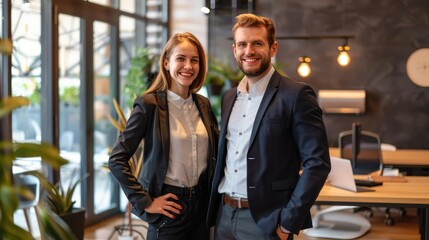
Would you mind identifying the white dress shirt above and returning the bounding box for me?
[164,90,208,188]
[218,67,275,199]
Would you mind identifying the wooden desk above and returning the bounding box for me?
[329,148,429,167]
[316,176,429,240]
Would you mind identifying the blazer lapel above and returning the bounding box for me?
[156,92,170,165]
[249,71,280,146]
[220,91,237,139]
[215,90,237,178]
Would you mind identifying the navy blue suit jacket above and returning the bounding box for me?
[207,70,331,236]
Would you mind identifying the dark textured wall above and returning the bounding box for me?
[208,0,429,149]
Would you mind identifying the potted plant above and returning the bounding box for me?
[206,56,244,94]
[0,96,75,240]
[107,98,145,240]
[105,47,158,239]
[36,168,89,240]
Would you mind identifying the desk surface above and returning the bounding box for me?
[316,176,429,240]
[329,148,429,167]
[317,176,429,206]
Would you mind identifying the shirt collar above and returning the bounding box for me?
[167,90,193,110]
[237,66,275,95]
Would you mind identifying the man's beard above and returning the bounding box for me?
[238,58,270,78]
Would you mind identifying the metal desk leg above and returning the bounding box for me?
[420,208,428,240]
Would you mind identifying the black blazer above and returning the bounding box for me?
[109,91,218,222]
[207,70,331,235]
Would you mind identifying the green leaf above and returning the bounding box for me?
[37,205,77,240]
[124,47,157,108]
[107,115,124,132]
[0,185,20,217]
[0,96,30,118]
[0,186,32,240]
[113,98,127,127]
[60,86,79,106]
[0,95,76,238]
[0,222,33,240]
[11,142,69,168]
[30,169,87,215]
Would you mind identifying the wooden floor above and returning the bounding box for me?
[84,208,421,240]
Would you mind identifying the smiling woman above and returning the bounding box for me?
[164,40,201,99]
[108,32,219,240]
[2,0,172,233]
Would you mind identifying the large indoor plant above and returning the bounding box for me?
[123,47,157,109]
[207,56,244,93]
[0,96,76,240]
[34,168,88,240]
[104,47,156,239]
[107,98,145,239]
[2,43,78,239]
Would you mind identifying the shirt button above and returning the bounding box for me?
[234,169,238,172]
[239,132,242,135]
[235,151,239,154]
[243,114,246,117]
[248,97,251,100]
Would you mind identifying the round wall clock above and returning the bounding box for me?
[406,48,429,87]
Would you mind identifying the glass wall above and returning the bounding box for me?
[92,20,115,213]
[57,13,83,208]
[11,0,42,171]
[3,0,169,230]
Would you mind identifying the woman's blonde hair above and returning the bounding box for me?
[145,32,207,94]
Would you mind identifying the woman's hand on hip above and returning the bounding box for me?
[144,193,182,218]
[276,225,290,240]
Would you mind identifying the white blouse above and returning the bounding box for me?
[164,90,208,188]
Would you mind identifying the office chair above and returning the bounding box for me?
[339,126,404,225]
[339,129,383,175]
[304,124,378,239]
[338,126,381,217]
[304,206,371,239]
[14,172,41,234]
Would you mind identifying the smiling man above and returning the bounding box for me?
[207,13,331,240]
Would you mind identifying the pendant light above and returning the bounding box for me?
[298,56,311,78]
[337,38,351,66]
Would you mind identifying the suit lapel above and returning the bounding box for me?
[216,90,237,175]
[220,90,237,139]
[249,71,280,146]
[156,92,170,165]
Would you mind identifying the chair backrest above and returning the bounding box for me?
[13,172,41,209]
[338,130,383,175]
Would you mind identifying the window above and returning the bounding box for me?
[4,0,169,229]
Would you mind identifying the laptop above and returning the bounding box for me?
[328,157,375,192]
